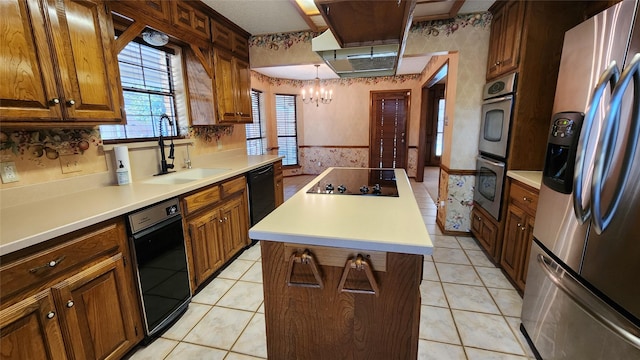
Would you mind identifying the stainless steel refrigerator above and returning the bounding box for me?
[521,1,640,358]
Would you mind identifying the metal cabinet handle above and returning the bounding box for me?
[47,311,56,319]
[29,255,66,274]
[49,98,60,105]
[338,255,380,297]
[66,300,74,308]
[286,250,323,288]
[219,219,223,223]
[66,99,75,106]
[523,197,532,202]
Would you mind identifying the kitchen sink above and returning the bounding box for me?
[142,168,231,185]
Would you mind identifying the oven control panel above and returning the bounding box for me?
[128,198,181,234]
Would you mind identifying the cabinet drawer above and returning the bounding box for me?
[0,222,122,305]
[182,185,221,216]
[510,182,538,215]
[221,176,246,198]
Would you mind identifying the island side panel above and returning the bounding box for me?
[261,240,423,359]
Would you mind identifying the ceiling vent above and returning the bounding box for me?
[312,30,399,78]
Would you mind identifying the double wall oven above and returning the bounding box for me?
[474,72,516,220]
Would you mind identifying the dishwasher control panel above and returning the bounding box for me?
[128,197,181,234]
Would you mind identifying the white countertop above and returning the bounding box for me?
[249,168,433,255]
[0,154,281,256]
[507,170,543,190]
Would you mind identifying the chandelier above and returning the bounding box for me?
[301,65,332,107]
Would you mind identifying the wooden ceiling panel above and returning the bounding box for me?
[314,0,416,48]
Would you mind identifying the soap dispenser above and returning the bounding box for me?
[116,160,129,185]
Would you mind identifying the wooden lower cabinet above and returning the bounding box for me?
[261,241,423,359]
[51,254,139,359]
[187,208,226,286]
[273,160,284,207]
[499,180,538,292]
[470,205,501,262]
[0,290,67,360]
[219,193,250,260]
[183,176,250,290]
[0,219,142,360]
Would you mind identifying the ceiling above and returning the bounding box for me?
[200,0,494,80]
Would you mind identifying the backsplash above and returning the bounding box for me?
[0,125,244,188]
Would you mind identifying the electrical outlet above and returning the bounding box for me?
[60,154,83,174]
[0,162,20,183]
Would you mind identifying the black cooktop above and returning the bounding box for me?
[306,168,398,196]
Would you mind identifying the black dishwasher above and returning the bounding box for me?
[128,198,191,343]
[247,164,276,225]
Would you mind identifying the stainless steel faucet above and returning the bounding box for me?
[157,114,175,175]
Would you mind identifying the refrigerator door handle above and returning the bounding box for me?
[573,62,620,224]
[537,253,640,349]
[592,53,640,234]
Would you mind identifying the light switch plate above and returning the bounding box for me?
[0,162,20,183]
[60,154,83,174]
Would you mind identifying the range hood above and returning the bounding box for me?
[312,30,399,78]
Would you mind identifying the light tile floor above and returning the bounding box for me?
[127,172,535,360]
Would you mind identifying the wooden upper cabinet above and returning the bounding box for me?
[171,0,210,40]
[1,0,123,126]
[213,49,253,124]
[486,0,525,80]
[0,0,62,121]
[211,20,250,59]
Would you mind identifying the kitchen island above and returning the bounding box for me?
[249,168,432,359]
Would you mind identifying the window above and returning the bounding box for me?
[275,94,298,166]
[100,40,181,141]
[436,98,445,156]
[246,90,267,155]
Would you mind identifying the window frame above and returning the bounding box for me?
[100,38,185,144]
[246,89,267,155]
[275,93,299,166]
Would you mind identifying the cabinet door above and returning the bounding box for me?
[187,209,225,287]
[213,49,237,122]
[0,0,63,121]
[500,204,526,283]
[171,0,210,39]
[51,253,141,360]
[498,0,525,76]
[234,57,253,123]
[516,215,535,290]
[0,290,67,360]
[220,193,250,259]
[486,4,505,79]
[48,0,123,123]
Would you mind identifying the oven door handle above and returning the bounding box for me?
[483,95,513,105]
[477,157,505,168]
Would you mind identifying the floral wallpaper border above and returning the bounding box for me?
[251,70,421,87]
[188,125,234,143]
[249,12,491,50]
[0,128,101,162]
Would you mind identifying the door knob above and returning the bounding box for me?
[66,99,76,106]
[66,300,74,308]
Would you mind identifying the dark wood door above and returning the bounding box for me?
[425,84,445,166]
[188,208,225,287]
[369,91,410,168]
